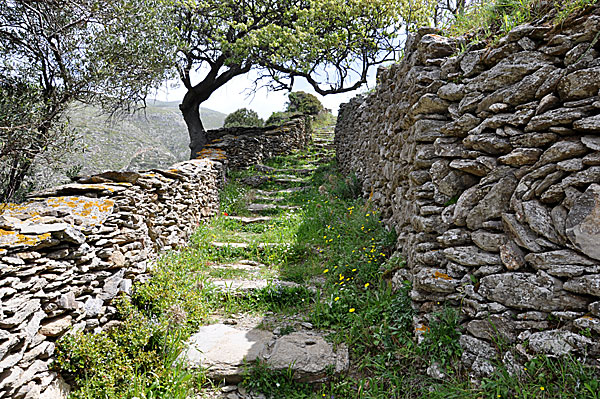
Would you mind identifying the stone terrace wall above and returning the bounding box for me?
[202,117,311,168]
[335,8,600,376]
[0,117,309,398]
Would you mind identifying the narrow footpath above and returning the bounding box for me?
[186,126,354,398]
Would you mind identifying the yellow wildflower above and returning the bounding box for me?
[364,283,370,288]
[349,308,355,313]
[323,269,329,273]
[334,297,340,301]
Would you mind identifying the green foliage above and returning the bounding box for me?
[53,297,200,399]
[242,361,314,398]
[265,111,301,126]
[417,307,463,369]
[287,91,324,115]
[448,0,598,42]
[0,0,175,202]
[223,108,264,128]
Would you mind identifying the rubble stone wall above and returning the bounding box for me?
[335,9,600,375]
[0,117,309,398]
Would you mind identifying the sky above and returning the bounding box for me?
[151,68,377,119]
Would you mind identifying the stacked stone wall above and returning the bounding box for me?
[335,8,600,376]
[0,117,309,398]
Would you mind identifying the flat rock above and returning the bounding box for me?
[478,272,588,311]
[182,324,274,383]
[209,279,301,293]
[225,215,273,224]
[565,183,600,260]
[528,330,591,356]
[181,326,348,384]
[259,331,349,382]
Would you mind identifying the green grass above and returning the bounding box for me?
[448,0,599,45]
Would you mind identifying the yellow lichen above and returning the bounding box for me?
[433,271,452,280]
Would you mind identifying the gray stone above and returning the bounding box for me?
[524,250,596,267]
[19,223,70,235]
[441,114,481,137]
[466,176,518,230]
[564,274,600,296]
[574,116,600,133]
[438,83,466,101]
[449,159,490,176]
[467,315,517,343]
[528,330,591,356]
[443,246,501,267]
[414,268,459,293]
[558,66,600,101]
[539,139,589,165]
[258,331,349,383]
[498,148,542,166]
[471,230,505,252]
[39,315,72,337]
[526,108,589,132]
[463,134,512,155]
[84,297,103,317]
[499,240,526,271]
[521,200,560,243]
[453,185,489,226]
[479,272,588,311]
[182,324,274,383]
[565,184,600,260]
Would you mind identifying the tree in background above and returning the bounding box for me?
[0,0,175,202]
[287,91,324,116]
[174,0,435,158]
[223,108,264,128]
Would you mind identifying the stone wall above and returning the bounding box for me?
[335,8,600,376]
[0,117,309,398]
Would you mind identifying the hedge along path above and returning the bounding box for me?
[184,127,354,398]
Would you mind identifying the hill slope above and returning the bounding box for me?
[35,102,226,187]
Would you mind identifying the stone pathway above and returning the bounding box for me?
[183,128,337,398]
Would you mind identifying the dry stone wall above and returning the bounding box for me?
[335,8,600,376]
[0,117,309,398]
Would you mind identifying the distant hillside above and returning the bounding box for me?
[32,101,226,188]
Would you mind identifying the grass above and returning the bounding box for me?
[447,0,599,45]
[53,139,600,398]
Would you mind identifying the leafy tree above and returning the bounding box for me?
[173,0,435,158]
[0,0,175,202]
[223,108,264,128]
[286,91,324,116]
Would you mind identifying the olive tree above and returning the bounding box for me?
[0,0,175,202]
[173,0,435,158]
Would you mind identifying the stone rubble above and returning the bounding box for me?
[335,8,600,374]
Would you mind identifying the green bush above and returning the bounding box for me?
[223,108,264,128]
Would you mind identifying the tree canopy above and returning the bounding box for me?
[0,0,174,201]
[173,0,436,158]
[223,108,264,128]
[287,91,324,115]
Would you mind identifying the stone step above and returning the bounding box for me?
[240,176,305,188]
[253,196,285,202]
[246,203,300,213]
[210,241,289,249]
[209,278,302,293]
[224,215,273,224]
[255,186,308,196]
[207,260,264,274]
[181,324,349,384]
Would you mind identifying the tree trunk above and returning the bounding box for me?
[180,96,207,160]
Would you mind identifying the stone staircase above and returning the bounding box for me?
[182,135,347,399]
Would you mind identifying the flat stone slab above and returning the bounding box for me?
[182,325,348,384]
[209,279,301,293]
[209,261,263,274]
[182,324,274,383]
[247,204,300,213]
[210,242,287,249]
[255,187,308,196]
[224,215,273,224]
